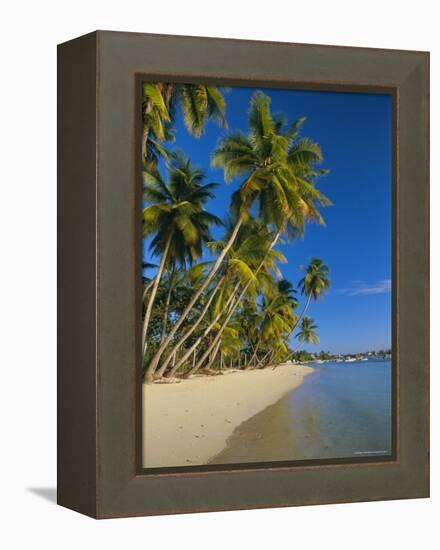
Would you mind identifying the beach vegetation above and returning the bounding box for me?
[141,84,331,382]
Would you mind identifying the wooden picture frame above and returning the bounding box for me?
[57,31,429,518]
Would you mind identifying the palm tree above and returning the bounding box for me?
[206,322,242,372]
[142,82,227,168]
[287,258,330,341]
[245,279,298,368]
[212,92,330,235]
[181,92,332,378]
[145,92,330,379]
[298,258,330,301]
[279,316,320,367]
[161,220,281,379]
[145,214,245,379]
[295,316,320,346]
[142,155,222,380]
[158,265,190,346]
[155,280,231,379]
[141,83,174,169]
[183,226,289,378]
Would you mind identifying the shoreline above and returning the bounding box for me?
[142,363,314,468]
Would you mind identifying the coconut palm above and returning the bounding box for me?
[295,316,320,345]
[207,322,242,371]
[155,275,235,379]
[142,82,227,168]
[156,220,249,377]
[298,258,330,301]
[145,210,245,379]
[160,220,283,379]
[142,155,222,380]
[141,83,174,169]
[182,225,289,378]
[188,92,331,369]
[212,92,330,235]
[287,257,330,341]
[148,92,331,378]
[281,316,320,366]
[157,266,192,346]
[154,221,254,379]
[245,279,298,368]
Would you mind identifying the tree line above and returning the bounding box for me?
[141,83,331,383]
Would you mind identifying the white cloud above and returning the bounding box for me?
[338,279,391,297]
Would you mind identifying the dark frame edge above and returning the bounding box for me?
[57,31,99,519]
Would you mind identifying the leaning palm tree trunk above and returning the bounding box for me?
[159,269,174,345]
[205,340,222,372]
[185,232,281,378]
[146,219,243,378]
[258,349,272,367]
[163,282,241,379]
[142,277,155,303]
[246,340,261,369]
[142,233,172,380]
[186,285,250,377]
[286,293,312,342]
[154,275,226,378]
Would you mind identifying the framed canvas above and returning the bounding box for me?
[57,31,429,518]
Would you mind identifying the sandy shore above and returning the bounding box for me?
[142,363,314,468]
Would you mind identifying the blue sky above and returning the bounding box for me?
[144,85,392,354]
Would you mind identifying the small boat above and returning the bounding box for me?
[335,359,343,363]
[360,357,368,361]
[345,357,356,362]
[315,360,324,364]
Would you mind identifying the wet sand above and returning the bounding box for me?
[209,391,298,464]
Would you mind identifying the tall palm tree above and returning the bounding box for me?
[142,155,222,380]
[181,91,332,378]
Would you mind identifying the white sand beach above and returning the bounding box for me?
[142,363,313,468]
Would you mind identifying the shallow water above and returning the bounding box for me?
[210,360,392,465]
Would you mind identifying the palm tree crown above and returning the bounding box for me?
[212,91,331,236]
[296,316,320,345]
[298,257,330,300]
[143,153,222,267]
[142,82,228,168]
